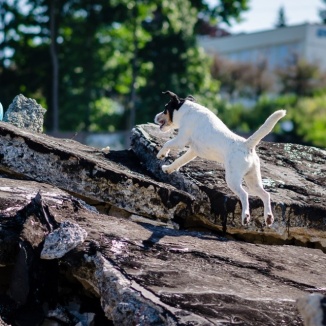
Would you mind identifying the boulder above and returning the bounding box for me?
[130,124,326,251]
[0,105,326,325]
[3,94,46,133]
[1,178,326,325]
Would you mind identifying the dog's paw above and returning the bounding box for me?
[162,164,175,174]
[157,149,170,160]
[157,153,166,160]
[265,214,274,227]
[242,213,250,225]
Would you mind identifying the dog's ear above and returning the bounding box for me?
[162,90,179,102]
[186,95,196,102]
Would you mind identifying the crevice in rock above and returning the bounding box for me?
[0,192,113,325]
[0,264,113,326]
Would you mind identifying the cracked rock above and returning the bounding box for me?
[41,221,88,259]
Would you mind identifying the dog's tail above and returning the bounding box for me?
[245,110,286,148]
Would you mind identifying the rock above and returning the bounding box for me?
[0,121,195,222]
[73,312,96,326]
[1,178,326,325]
[47,306,71,324]
[0,316,9,326]
[101,146,111,154]
[297,294,326,326]
[130,124,326,251]
[0,102,326,325]
[41,221,88,259]
[3,94,46,133]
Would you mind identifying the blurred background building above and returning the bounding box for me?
[199,23,326,71]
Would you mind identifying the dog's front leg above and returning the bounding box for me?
[157,145,171,159]
[157,136,186,160]
[162,148,197,174]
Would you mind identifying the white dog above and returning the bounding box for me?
[154,90,286,226]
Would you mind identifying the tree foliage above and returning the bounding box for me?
[0,0,249,132]
[211,55,274,101]
[290,95,326,147]
[275,54,326,97]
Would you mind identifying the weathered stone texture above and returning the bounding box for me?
[0,112,325,325]
[0,121,194,221]
[3,94,46,133]
[131,124,326,250]
[41,221,88,259]
[1,178,326,325]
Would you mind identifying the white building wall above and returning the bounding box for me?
[304,25,326,70]
[199,24,326,71]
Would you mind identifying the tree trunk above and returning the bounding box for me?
[50,0,59,132]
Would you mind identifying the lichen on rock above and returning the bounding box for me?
[3,94,46,133]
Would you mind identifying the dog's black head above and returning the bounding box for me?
[162,90,196,122]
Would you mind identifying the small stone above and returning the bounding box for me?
[3,94,46,133]
[101,146,111,154]
[41,221,87,259]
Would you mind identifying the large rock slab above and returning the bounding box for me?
[1,178,326,325]
[0,121,195,221]
[131,124,326,250]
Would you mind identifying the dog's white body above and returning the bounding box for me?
[155,99,286,226]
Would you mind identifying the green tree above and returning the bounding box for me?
[276,54,326,96]
[137,0,219,122]
[291,95,326,147]
[0,0,250,132]
[0,0,51,109]
[211,55,273,101]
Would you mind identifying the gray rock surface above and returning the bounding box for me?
[0,178,326,325]
[130,124,326,251]
[41,221,88,259]
[0,110,325,325]
[3,94,46,132]
[0,121,194,221]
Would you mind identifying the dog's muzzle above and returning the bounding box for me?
[154,113,166,130]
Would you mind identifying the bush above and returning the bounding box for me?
[291,95,326,148]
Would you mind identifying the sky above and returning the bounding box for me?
[224,0,323,33]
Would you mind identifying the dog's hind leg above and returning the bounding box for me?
[162,148,197,174]
[225,169,250,225]
[244,166,274,226]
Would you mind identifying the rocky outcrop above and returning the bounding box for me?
[131,124,326,251]
[0,97,325,325]
[1,120,325,253]
[0,121,195,222]
[1,178,326,325]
